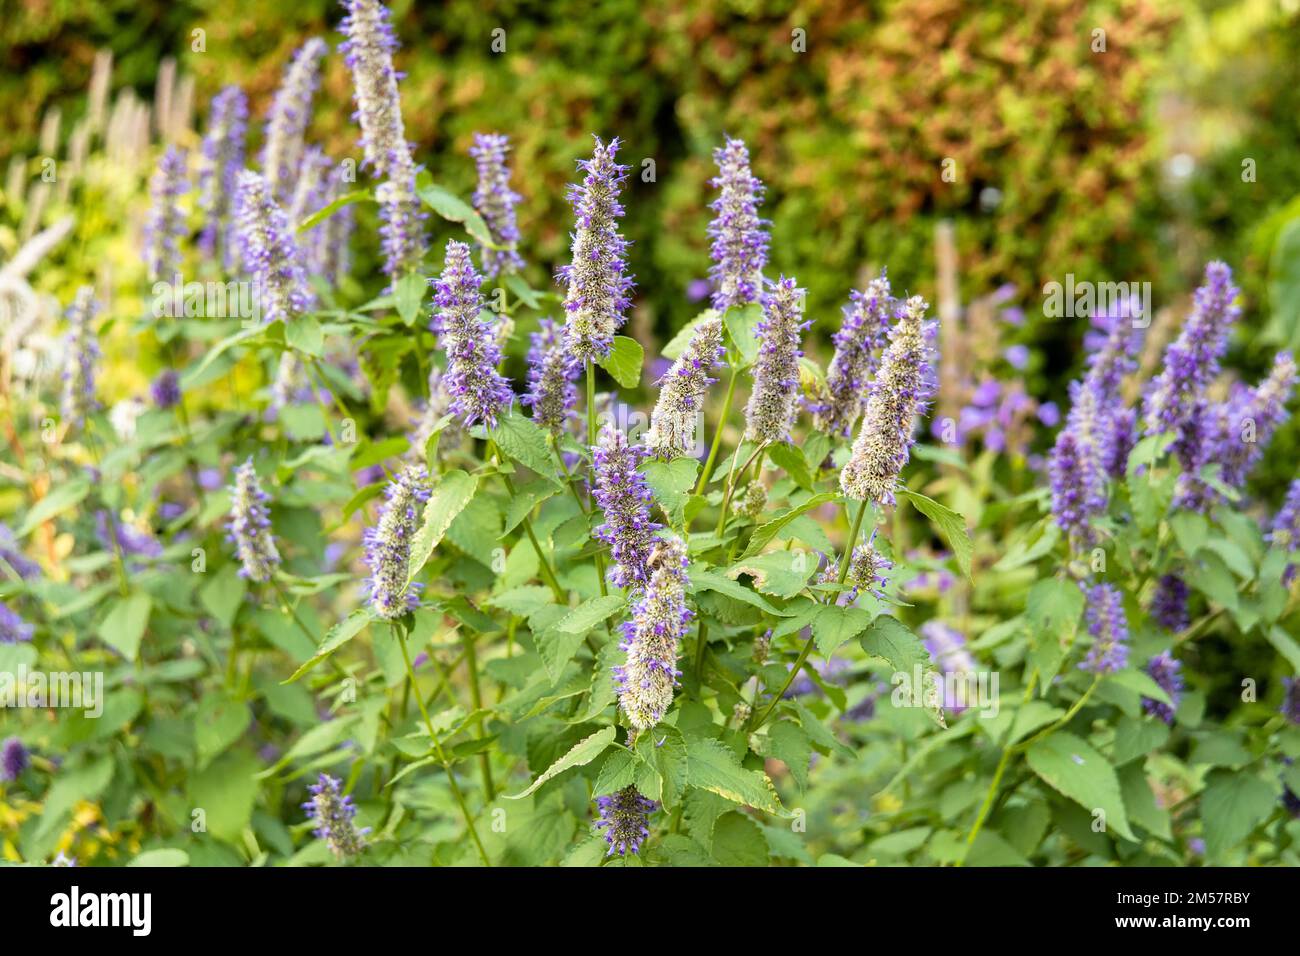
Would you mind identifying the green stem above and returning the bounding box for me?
[696,364,739,494]
[487,440,566,603]
[715,442,767,537]
[395,625,492,866]
[837,499,870,585]
[460,628,496,800]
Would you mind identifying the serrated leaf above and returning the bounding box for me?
[813,603,875,656]
[640,457,699,528]
[899,489,972,581]
[726,550,817,599]
[285,316,324,356]
[723,302,763,366]
[487,409,562,486]
[740,492,840,560]
[596,335,644,389]
[556,595,625,635]
[417,181,493,246]
[1199,769,1276,858]
[488,585,554,618]
[505,726,617,799]
[767,721,811,791]
[767,442,813,491]
[1024,732,1135,841]
[684,736,788,816]
[407,469,478,583]
[689,568,787,616]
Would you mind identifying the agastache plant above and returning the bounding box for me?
[197,86,248,269]
[227,458,281,583]
[260,38,328,203]
[430,240,513,429]
[841,296,936,505]
[469,132,525,277]
[614,534,691,731]
[143,145,189,282]
[339,0,427,279]
[522,317,580,434]
[813,273,895,439]
[1081,582,1129,674]
[595,787,656,857]
[644,315,724,459]
[234,170,312,324]
[707,136,769,310]
[744,277,807,445]
[592,424,660,590]
[363,464,431,619]
[558,136,633,362]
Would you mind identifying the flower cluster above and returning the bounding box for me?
[744,276,807,445]
[595,786,656,857]
[60,286,100,430]
[1,737,28,781]
[558,137,633,362]
[469,132,525,277]
[234,170,313,324]
[841,296,936,505]
[615,535,691,731]
[227,458,281,583]
[644,316,724,459]
[591,425,661,590]
[339,0,428,278]
[522,317,579,434]
[260,38,328,202]
[302,773,368,858]
[1150,573,1190,632]
[1142,651,1184,724]
[363,464,431,619]
[430,240,513,429]
[151,369,181,409]
[144,145,189,282]
[813,274,895,439]
[0,604,33,645]
[1081,583,1129,674]
[707,136,769,311]
[197,85,248,269]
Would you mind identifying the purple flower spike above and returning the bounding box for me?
[197,86,248,269]
[260,38,328,203]
[234,170,313,324]
[841,295,936,505]
[0,604,34,645]
[707,136,769,311]
[1150,573,1189,632]
[339,0,428,280]
[645,316,724,459]
[1143,261,1240,436]
[430,240,513,429]
[227,458,281,584]
[144,145,189,282]
[60,286,100,430]
[363,464,431,619]
[592,424,661,590]
[558,136,634,362]
[1,737,28,781]
[595,786,656,857]
[813,273,895,439]
[1142,651,1183,724]
[614,535,691,730]
[744,276,808,445]
[469,132,525,277]
[0,524,41,580]
[1080,582,1129,674]
[303,773,368,859]
[151,369,181,409]
[522,317,580,434]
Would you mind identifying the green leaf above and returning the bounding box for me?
[684,735,789,816]
[127,848,190,867]
[726,550,817,599]
[182,325,263,386]
[298,188,371,232]
[394,271,426,326]
[18,477,90,536]
[899,489,972,580]
[596,335,644,389]
[99,592,151,660]
[739,492,840,560]
[1200,770,1276,858]
[1024,732,1135,842]
[640,457,699,527]
[505,726,617,799]
[285,316,324,356]
[406,469,478,583]
[199,564,247,630]
[195,694,251,767]
[689,568,787,616]
[417,181,494,246]
[813,603,875,656]
[710,813,771,866]
[662,309,718,360]
[858,614,930,674]
[488,585,554,618]
[767,720,811,792]
[767,443,813,491]
[723,302,763,366]
[487,409,562,485]
[556,595,625,636]
[284,608,374,682]
[1107,669,1173,707]
[189,751,261,843]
